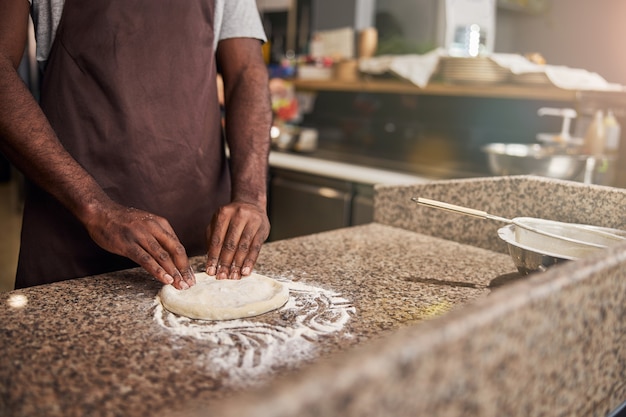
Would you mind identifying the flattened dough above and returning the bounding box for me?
[159,272,289,320]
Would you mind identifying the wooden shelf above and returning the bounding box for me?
[292,78,578,102]
[497,0,548,14]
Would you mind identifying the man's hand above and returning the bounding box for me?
[85,202,195,290]
[211,37,272,280]
[205,201,270,280]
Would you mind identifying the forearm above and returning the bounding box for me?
[221,50,272,208]
[0,55,113,223]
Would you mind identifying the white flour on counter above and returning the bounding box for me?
[153,278,355,386]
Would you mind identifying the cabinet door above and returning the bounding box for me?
[269,171,352,241]
[352,183,374,226]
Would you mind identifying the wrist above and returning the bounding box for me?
[231,186,267,209]
[72,189,117,227]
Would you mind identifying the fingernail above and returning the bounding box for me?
[164,273,174,284]
[207,266,216,276]
[179,280,189,290]
[241,266,251,276]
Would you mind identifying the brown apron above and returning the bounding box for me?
[16,0,228,288]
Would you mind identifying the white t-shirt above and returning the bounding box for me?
[28,0,266,68]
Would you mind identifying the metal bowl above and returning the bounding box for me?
[513,217,624,258]
[483,143,588,180]
[498,224,626,275]
[498,224,575,275]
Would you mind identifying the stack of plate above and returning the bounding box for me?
[438,57,510,84]
[512,72,551,85]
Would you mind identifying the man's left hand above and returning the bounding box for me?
[205,201,270,280]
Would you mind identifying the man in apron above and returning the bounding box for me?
[0,0,272,289]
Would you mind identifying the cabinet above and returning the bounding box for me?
[351,183,374,226]
[268,168,374,241]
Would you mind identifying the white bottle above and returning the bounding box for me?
[603,110,621,156]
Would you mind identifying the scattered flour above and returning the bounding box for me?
[153,278,355,386]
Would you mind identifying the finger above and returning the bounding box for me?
[216,220,246,280]
[148,219,194,288]
[170,269,189,290]
[125,243,186,289]
[143,237,190,290]
[130,217,190,289]
[240,228,267,276]
[228,225,256,279]
[206,211,229,276]
[206,206,246,279]
[155,234,194,288]
[183,266,196,287]
[228,264,242,281]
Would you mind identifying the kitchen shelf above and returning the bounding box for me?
[292,78,577,101]
[497,0,548,14]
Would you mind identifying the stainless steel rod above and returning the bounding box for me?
[411,197,512,224]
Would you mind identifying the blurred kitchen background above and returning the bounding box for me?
[2,0,626,291]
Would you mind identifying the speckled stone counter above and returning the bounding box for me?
[2,176,625,417]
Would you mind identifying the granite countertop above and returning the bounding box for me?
[0,223,515,417]
[2,175,626,417]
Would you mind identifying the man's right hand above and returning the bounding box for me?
[84,202,195,290]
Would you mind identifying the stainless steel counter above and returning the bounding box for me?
[269,150,431,185]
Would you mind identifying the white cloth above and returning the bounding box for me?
[358,49,444,88]
[489,53,624,91]
[28,0,267,69]
[359,49,625,92]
